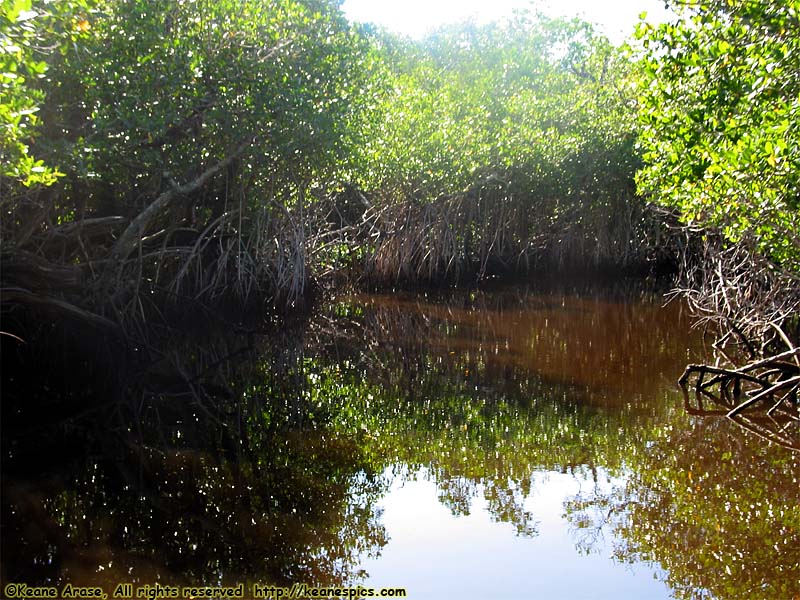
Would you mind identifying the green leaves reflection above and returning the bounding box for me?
[564,413,800,600]
[1,325,389,589]
[3,429,388,588]
[306,285,699,534]
[308,286,798,598]
[5,283,794,599]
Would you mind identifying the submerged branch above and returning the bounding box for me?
[680,348,800,451]
[727,375,800,418]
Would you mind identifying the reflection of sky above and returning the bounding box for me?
[360,468,671,600]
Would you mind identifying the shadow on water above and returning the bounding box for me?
[1,315,389,588]
[2,277,798,598]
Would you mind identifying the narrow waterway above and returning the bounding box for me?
[2,280,798,599]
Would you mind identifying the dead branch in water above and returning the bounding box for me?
[680,348,800,451]
[670,232,800,449]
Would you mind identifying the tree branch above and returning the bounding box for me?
[111,138,253,262]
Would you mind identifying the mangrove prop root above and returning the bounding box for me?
[680,349,800,450]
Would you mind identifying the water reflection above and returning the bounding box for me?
[312,282,798,599]
[333,283,695,405]
[313,282,703,480]
[2,432,387,588]
[3,280,797,599]
[1,326,388,589]
[564,417,800,599]
[361,469,673,600]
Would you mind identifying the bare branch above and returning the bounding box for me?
[111,138,253,263]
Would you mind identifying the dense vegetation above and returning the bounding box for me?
[1,0,666,328]
[3,0,796,344]
[4,0,797,356]
[637,0,800,270]
[635,0,800,353]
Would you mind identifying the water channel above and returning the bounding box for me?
[2,279,798,599]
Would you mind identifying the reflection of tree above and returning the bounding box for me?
[1,325,389,589]
[427,474,539,537]
[308,283,698,538]
[564,416,800,600]
[564,476,621,558]
[2,431,387,588]
[2,280,740,592]
[323,282,700,407]
[306,357,647,537]
[483,478,538,537]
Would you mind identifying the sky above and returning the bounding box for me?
[341,0,674,44]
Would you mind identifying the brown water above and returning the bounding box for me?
[2,280,798,599]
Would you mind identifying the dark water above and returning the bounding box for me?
[2,281,798,599]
